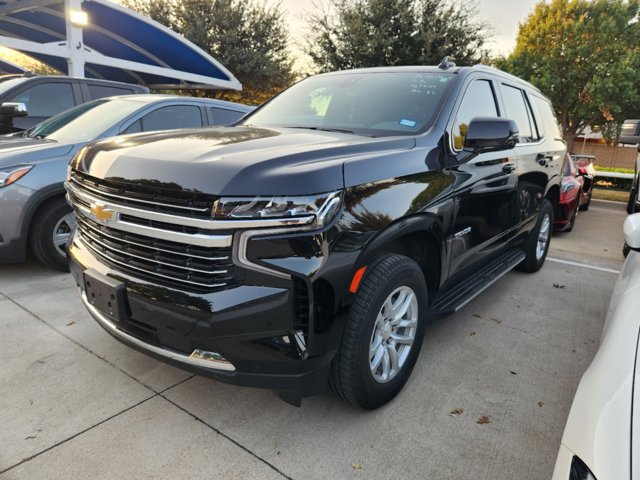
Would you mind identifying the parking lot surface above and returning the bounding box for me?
[0,199,626,480]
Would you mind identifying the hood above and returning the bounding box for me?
[560,252,640,479]
[0,138,75,167]
[76,126,416,196]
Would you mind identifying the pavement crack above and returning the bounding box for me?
[0,291,162,394]
[159,394,294,480]
[0,395,157,475]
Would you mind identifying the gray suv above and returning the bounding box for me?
[0,95,252,270]
[0,73,148,133]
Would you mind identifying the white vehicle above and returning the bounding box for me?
[552,213,640,480]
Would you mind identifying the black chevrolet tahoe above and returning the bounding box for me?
[66,63,565,409]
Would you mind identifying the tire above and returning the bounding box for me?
[516,199,553,273]
[627,187,637,215]
[29,197,75,271]
[329,254,428,409]
[579,191,591,212]
[564,197,579,233]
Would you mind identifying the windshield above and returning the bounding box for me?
[27,99,107,139]
[47,98,144,143]
[241,72,454,136]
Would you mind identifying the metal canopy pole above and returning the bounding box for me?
[65,0,85,78]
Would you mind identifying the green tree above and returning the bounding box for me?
[123,0,294,104]
[498,0,640,151]
[306,0,490,72]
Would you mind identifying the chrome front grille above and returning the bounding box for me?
[76,213,236,291]
[67,171,237,292]
[69,171,215,218]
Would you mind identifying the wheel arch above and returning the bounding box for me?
[545,183,561,220]
[21,183,67,239]
[356,214,445,298]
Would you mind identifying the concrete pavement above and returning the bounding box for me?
[0,199,627,479]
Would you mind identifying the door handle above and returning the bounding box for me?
[502,163,516,174]
[536,154,551,167]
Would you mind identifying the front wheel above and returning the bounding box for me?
[29,198,75,271]
[517,199,553,273]
[329,254,428,409]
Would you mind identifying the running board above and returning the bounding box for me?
[429,249,526,316]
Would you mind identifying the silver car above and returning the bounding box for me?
[0,95,252,270]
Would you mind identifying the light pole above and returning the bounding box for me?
[65,0,87,78]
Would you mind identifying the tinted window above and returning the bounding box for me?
[27,99,106,138]
[87,84,134,99]
[532,95,562,140]
[210,107,245,125]
[452,80,498,150]
[501,84,536,142]
[47,98,144,143]
[241,72,454,136]
[10,82,75,117]
[139,105,203,132]
[123,119,142,134]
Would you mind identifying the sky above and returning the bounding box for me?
[273,0,541,70]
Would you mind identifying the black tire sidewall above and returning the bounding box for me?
[350,256,428,407]
[30,198,72,271]
[519,199,553,273]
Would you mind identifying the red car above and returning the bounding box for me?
[572,153,596,211]
[555,154,585,232]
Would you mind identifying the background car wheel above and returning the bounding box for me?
[29,198,75,271]
[628,183,639,214]
[564,198,579,233]
[516,199,553,273]
[329,254,428,409]
[579,192,592,212]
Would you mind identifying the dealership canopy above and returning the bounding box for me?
[0,0,241,90]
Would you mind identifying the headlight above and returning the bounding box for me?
[562,183,577,193]
[213,191,342,226]
[0,164,33,188]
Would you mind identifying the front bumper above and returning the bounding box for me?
[68,231,338,397]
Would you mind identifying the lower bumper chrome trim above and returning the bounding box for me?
[81,292,236,372]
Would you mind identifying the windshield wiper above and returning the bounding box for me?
[284,126,372,137]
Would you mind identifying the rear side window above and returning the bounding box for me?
[10,82,75,117]
[452,79,499,150]
[501,84,539,143]
[210,107,245,125]
[532,95,562,140]
[87,84,134,99]
[125,105,203,134]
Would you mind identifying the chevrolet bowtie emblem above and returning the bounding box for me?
[90,203,114,222]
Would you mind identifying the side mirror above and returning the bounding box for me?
[0,102,27,118]
[623,213,640,250]
[463,117,519,154]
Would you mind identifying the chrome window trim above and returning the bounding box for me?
[81,291,236,372]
